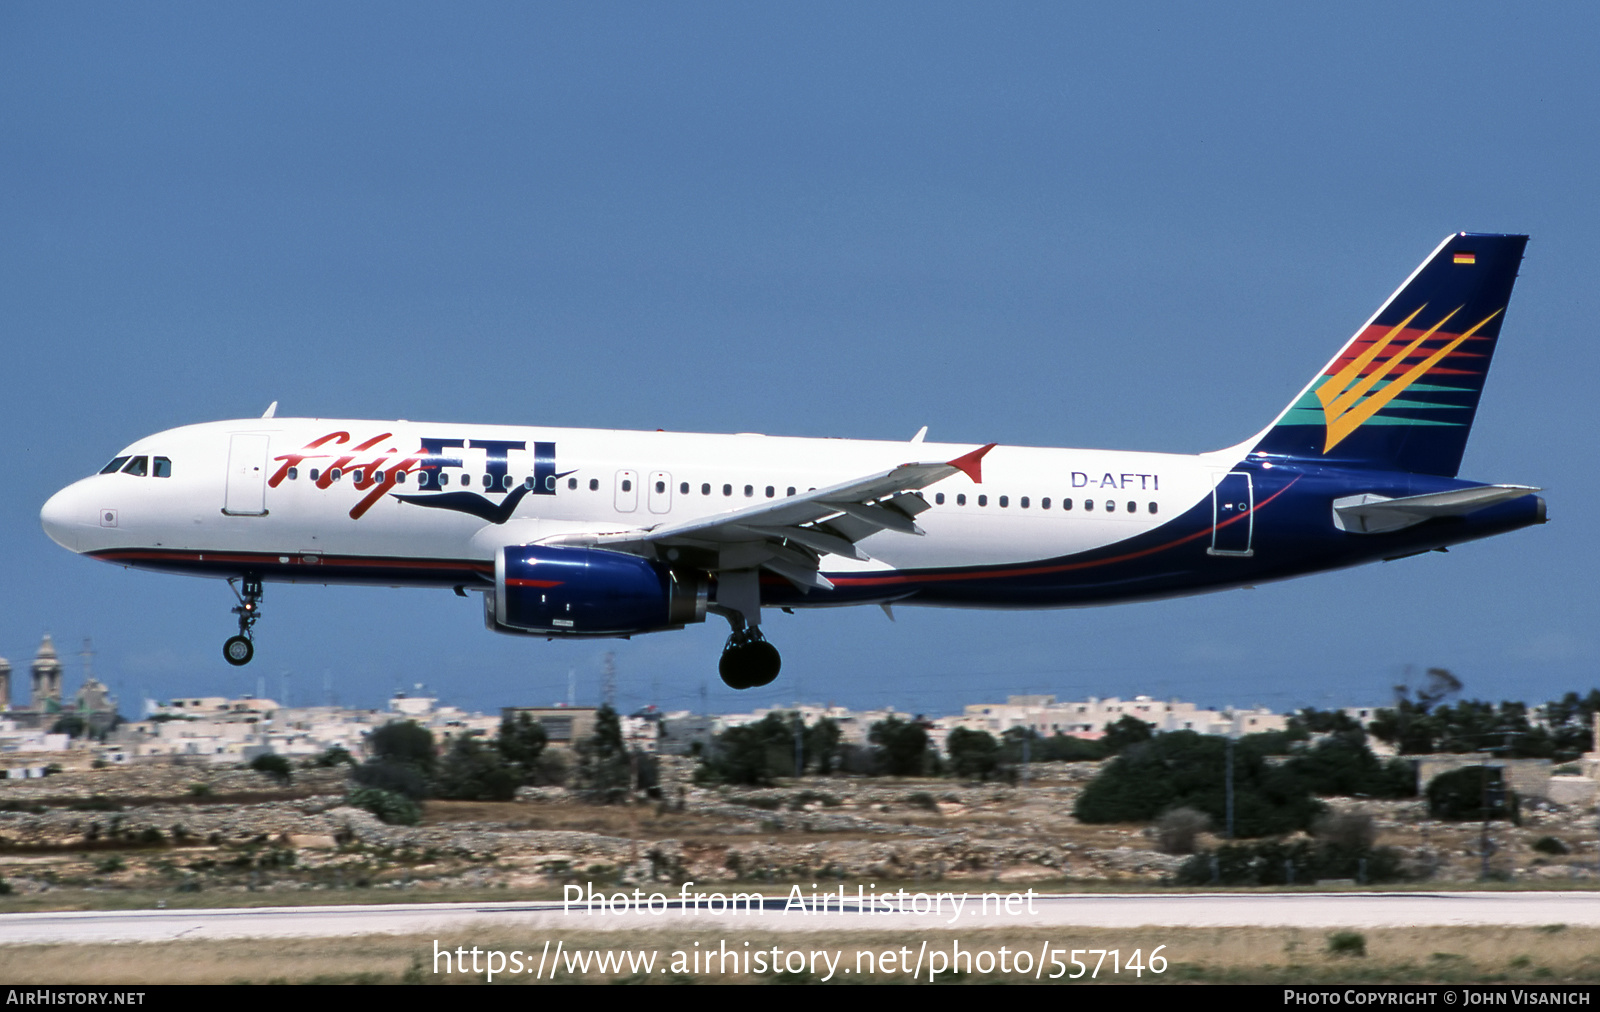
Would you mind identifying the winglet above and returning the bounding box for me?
[947,443,996,483]
[262,401,278,419]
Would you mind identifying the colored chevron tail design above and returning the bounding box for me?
[1250,232,1527,477]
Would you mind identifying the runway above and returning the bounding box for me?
[3,891,1597,944]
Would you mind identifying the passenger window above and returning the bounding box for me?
[956,494,966,506]
[723,484,733,496]
[655,480,665,494]
[351,469,364,483]
[702,483,711,495]
[100,456,130,475]
[765,486,775,498]
[544,475,555,490]
[1105,500,1115,512]
[286,466,298,481]
[394,471,405,484]
[309,468,320,481]
[744,484,753,497]
[1020,496,1029,508]
[978,495,988,507]
[1042,497,1051,509]
[680,482,689,495]
[1083,499,1092,511]
[1149,502,1158,515]
[568,477,578,490]
[153,457,172,478]
[437,472,446,486]
[1127,501,1137,513]
[935,493,945,505]
[787,486,796,496]
[121,456,148,476]
[590,478,600,491]
[999,496,1008,508]
[621,479,632,492]
[331,468,343,482]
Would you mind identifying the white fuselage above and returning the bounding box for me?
[42,417,1230,588]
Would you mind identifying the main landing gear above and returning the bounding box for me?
[719,625,781,690]
[223,576,262,667]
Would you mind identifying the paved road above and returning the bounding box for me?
[3,891,1598,944]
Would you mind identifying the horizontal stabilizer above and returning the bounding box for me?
[1333,484,1540,534]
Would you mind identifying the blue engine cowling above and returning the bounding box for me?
[488,544,708,637]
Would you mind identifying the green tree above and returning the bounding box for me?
[1074,731,1324,837]
[1287,734,1414,799]
[1100,715,1155,754]
[356,720,436,801]
[1426,766,1517,822]
[433,735,519,801]
[870,716,930,777]
[574,704,632,802]
[368,720,437,772]
[805,717,842,775]
[698,712,800,786]
[1288,707,1367,740]
[946,727,1001,780]
[497,713,549,784]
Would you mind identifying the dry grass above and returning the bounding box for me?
[1,925,1597,984]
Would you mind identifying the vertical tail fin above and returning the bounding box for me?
[1251,232,1528,476]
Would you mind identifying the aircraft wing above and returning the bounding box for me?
[538,443,995,592]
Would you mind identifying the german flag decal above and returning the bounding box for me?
[1453,251,1476,264]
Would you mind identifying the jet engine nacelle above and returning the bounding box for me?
[487,544,708,637]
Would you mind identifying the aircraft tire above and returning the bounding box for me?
[718,639,781,689]
[223,635,254,666]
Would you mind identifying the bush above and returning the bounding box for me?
[1075,731,1324,837]
[1426,766,1516,821]
[1155,807,1211,855]
[1327,932,1367,957]
[314,746,356,768]
[347,786,421,826]
[1313,811,1377,851]
[249,754,293,784]
[352,759,429,801]
[1532,836,1570,856]
[1174,837,1406,887]
[432,736,519,801]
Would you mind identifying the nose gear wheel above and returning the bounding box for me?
[223,576,263,667]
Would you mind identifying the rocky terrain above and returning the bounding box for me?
[1,759,1595,900]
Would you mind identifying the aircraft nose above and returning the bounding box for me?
[40,482,88,553]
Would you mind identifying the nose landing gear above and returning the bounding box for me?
[718,625,781,689]
[223,576,263,667]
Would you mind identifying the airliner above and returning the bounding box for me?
[41,233,1544,688]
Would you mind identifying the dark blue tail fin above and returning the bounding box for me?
[1251,233,1527,477]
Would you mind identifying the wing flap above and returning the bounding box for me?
[542,445,997,590]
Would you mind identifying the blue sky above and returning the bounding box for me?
[3,3,1596,719]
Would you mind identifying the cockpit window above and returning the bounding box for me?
[100,456,130,475]
[153,457,172,478]
[121,456,149,477]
